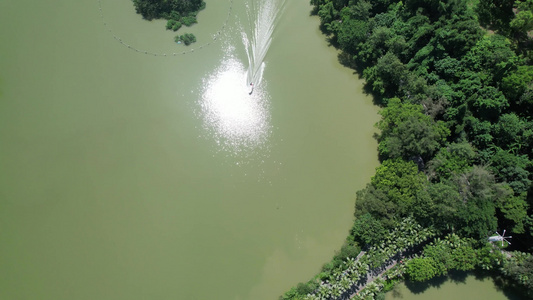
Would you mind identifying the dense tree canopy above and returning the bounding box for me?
[310,0,532,238]
[132,0,205,20]
[284,0,533,298]
[308,0,533,294]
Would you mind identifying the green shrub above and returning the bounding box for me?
[166,19,176,30]
[181,16,197,26]
[172,21,182,31]
[295,282,316,295]
[175,33,196,46]
[170,10,181,20]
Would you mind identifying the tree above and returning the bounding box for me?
[462,35,518,84]
[406,257,439,281]
[337,19,368,55]
[427,141,476,181]
[452,166,499,238]
[493,113,533,153]
[364,52,407,96]
[355,184,400,228]
[434,56,463,80]
[352,213,387,246]
[370,158,427,215]
[433,16,483,58]
[489,149,531,194]
[497,192,530,233]
[318,2,338,33]
[501,65,533,106]
[348,0,373,20]
[476,0,515,31]
[384,115,449,160]
[175,33,196,46]
[418,182,464,231]
[376,98,449,160]
[464,116,494,150]
[422,241,451,275]
[510,0,533,37]
[501,252,533,295]
[133,0,204,21]
[511,10,533,34]
[469,85,509,121]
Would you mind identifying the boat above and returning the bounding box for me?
[248,83,254,95]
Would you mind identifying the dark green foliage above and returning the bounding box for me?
[407,234,478,282]
[500,252,533,296]
[348,0,373,21]
[384,115,446,159]
[376,98,449,160]
[427,141,476,180]
[175,33,196,45]
[311,0,532,249]
[355,158,431,228]
[166,19,175,30]
[172,21,182,31]
[406,257,439,281]
[365,52,407,96]
[498,192,530,233]
[133,0,204,40]
[322,241,361,275]
[351,213,387,246]
[469,85,509,121]
[181,15,197,26]
[476,0,515,31]
[337,19,368,54]
[355,184,398,227]
[501,65,533,113]
[336,242,361,261]
[452,166,500,238]
[166,19,182,31]
[317,2,338,32]
[462,35,518,85]
[492,113,533,153]
[282,0,533,297]
[420,182,463,230]
[295,282,317,296]
[132,0,204,21]
[464,116,494,149]
[489,149,531,194]
[512,0,533,30]
[370,159,426,212]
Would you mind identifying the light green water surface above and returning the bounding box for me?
[0,0,380,299]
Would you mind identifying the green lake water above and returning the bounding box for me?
[386,273,524,300]
[0,0,380,299]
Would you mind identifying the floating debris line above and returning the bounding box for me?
[97,0,234,57]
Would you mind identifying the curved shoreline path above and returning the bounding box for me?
[97,0,234,56]
[346,255,400,300]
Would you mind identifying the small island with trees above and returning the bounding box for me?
[282,0,533,299]
[132,0,206,45]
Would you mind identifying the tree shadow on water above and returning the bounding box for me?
[337,52,363,78]
[448,270,468,284]
[404,275,448,294]
[404,271,475,294]
[388,285,405,299]
[481,271,530,300]
[336,51,386,106]
[403,271,526,300]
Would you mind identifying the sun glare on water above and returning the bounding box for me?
[199,56,271,154]
[198,0,285,156]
